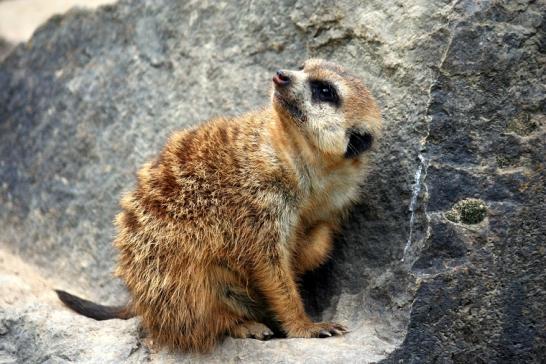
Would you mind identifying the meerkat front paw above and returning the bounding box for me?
[230,320,275,340]
[287,322,349,338]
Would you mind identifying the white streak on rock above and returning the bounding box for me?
[402,154,427,262]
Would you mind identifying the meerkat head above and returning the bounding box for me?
[271,58,381,160]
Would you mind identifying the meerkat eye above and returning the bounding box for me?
[298,64,305,71]
[310,80,340,106]
[320,87,331,98]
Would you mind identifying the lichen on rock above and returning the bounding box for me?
[445,198,487,225]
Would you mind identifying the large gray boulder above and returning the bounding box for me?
[0,37,12,62]
[0,0,544,362]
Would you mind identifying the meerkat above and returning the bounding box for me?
[56,58,382,352]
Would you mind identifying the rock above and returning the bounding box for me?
[385,2,546,362]
[0,37,13,61]
[0,0,544,363]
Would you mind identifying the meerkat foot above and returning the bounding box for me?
[288,322,349,338]
[142,337,160,354]
[230,320,274,341]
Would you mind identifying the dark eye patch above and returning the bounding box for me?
[309,80,340,107]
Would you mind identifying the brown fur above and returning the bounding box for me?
[61,59,382,352]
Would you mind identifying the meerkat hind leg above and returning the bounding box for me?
[212,264,278,340]
[221,289,276,340]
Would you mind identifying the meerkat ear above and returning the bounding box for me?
[344,130,373,158]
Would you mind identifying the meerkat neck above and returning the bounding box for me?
[267,110,335,190]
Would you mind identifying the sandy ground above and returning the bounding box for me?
[0,0,116,43]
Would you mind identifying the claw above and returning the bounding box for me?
[334,324,349,332]
[318,329,332,338]
[331,328,343,336]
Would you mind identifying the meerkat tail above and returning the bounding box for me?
[55,289,134,320]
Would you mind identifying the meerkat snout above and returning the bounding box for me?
[273,70,291,86]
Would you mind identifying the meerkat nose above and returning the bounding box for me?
[273,70,291,86]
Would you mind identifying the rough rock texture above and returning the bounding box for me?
[0,37,13,62]
[0,0,544,363]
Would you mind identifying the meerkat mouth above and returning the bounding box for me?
[274,92,306,123]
